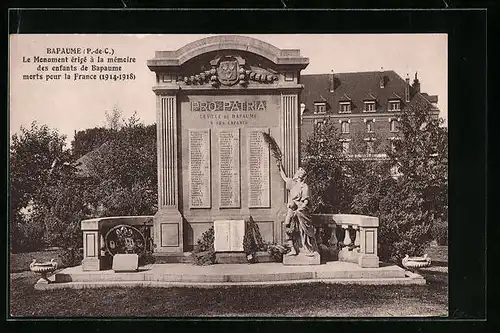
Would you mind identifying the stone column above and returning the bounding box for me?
[154,93,183,253]
[278,93,299,244]
[280,93,299,186]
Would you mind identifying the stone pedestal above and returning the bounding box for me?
[358,254,380,268]
[154,208,183,253]
[283,252,320,266]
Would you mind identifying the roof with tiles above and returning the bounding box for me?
[299,70,437,116]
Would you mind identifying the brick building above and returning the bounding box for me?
[299,70,440,159]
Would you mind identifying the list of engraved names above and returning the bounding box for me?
[189,129,211,208]
[219,129,241,208]
[248,129,271,208]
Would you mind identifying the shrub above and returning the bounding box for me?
[60,247,84,267]
[11,210,46,253]
[243,216,265,262]
[378,182,433,263]
[191,227,215,265]
[432,218,448,246]
[139,251,156,266]
[264,243,290,262]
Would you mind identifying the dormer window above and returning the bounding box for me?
[339,102,351,114]
[389,100,401,111]
[314,102,326,114]
[364,101,376,112]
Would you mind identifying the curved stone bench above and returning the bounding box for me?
[81,216,154,271]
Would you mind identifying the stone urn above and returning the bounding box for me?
[402,254,431,269]
[30,259,58,283]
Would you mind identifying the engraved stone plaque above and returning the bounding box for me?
[214,220,230,252]
[247,128,271,208]
[219,128,240,208]
[214,219,245,252]
[189,129,211,208]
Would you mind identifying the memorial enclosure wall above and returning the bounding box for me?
[147,36,309,252]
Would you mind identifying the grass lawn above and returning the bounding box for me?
[9,247,448,317]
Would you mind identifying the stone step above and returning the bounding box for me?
[53,261,410,286]
[153,252,194,264]
[215,251,274,264]
[153,251,275,264]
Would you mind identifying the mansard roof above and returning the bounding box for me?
[300,70,435,115]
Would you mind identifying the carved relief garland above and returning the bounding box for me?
[175,54,278,87]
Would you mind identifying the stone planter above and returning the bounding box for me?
[402,254,431,269]
[30,259,58,283]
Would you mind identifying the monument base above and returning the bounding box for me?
[283,252,321,266]
[358,254,380,268]
[153,208,183,253]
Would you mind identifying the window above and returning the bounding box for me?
[314,103,326,114]
[342,141,350,154]
[341,121,350,134]
[315,120,325,131]
[366,141,375,154]
[339,102,351,113]
[390,119,398,132]
[389,100,401,111]
[366,120,374,133]
[364,101,376,112]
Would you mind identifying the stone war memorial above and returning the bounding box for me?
[43,36,425,288]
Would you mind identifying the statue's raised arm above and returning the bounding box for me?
[276,162,289,184]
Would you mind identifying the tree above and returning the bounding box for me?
[71,127,113,160]
[104,105,124,131]
[378,96,448,261]
[10,122,68,215]
[10,122,69,251]
[85,117,158,216]
[301,119,350,213]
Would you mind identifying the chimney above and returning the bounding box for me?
[329,69,335,92]
[379,67,385,88]
[405,73,410,103]
[412,71,421,93]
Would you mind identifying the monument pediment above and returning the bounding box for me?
[147,35,309,68]
[148,35,309,90]
[156,52,281,88]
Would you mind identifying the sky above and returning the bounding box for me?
[9,34,447,147]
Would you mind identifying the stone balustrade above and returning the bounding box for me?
[81,216,154,271]
[311,214,379,268]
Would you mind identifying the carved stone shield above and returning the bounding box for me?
[217,58,238,85]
